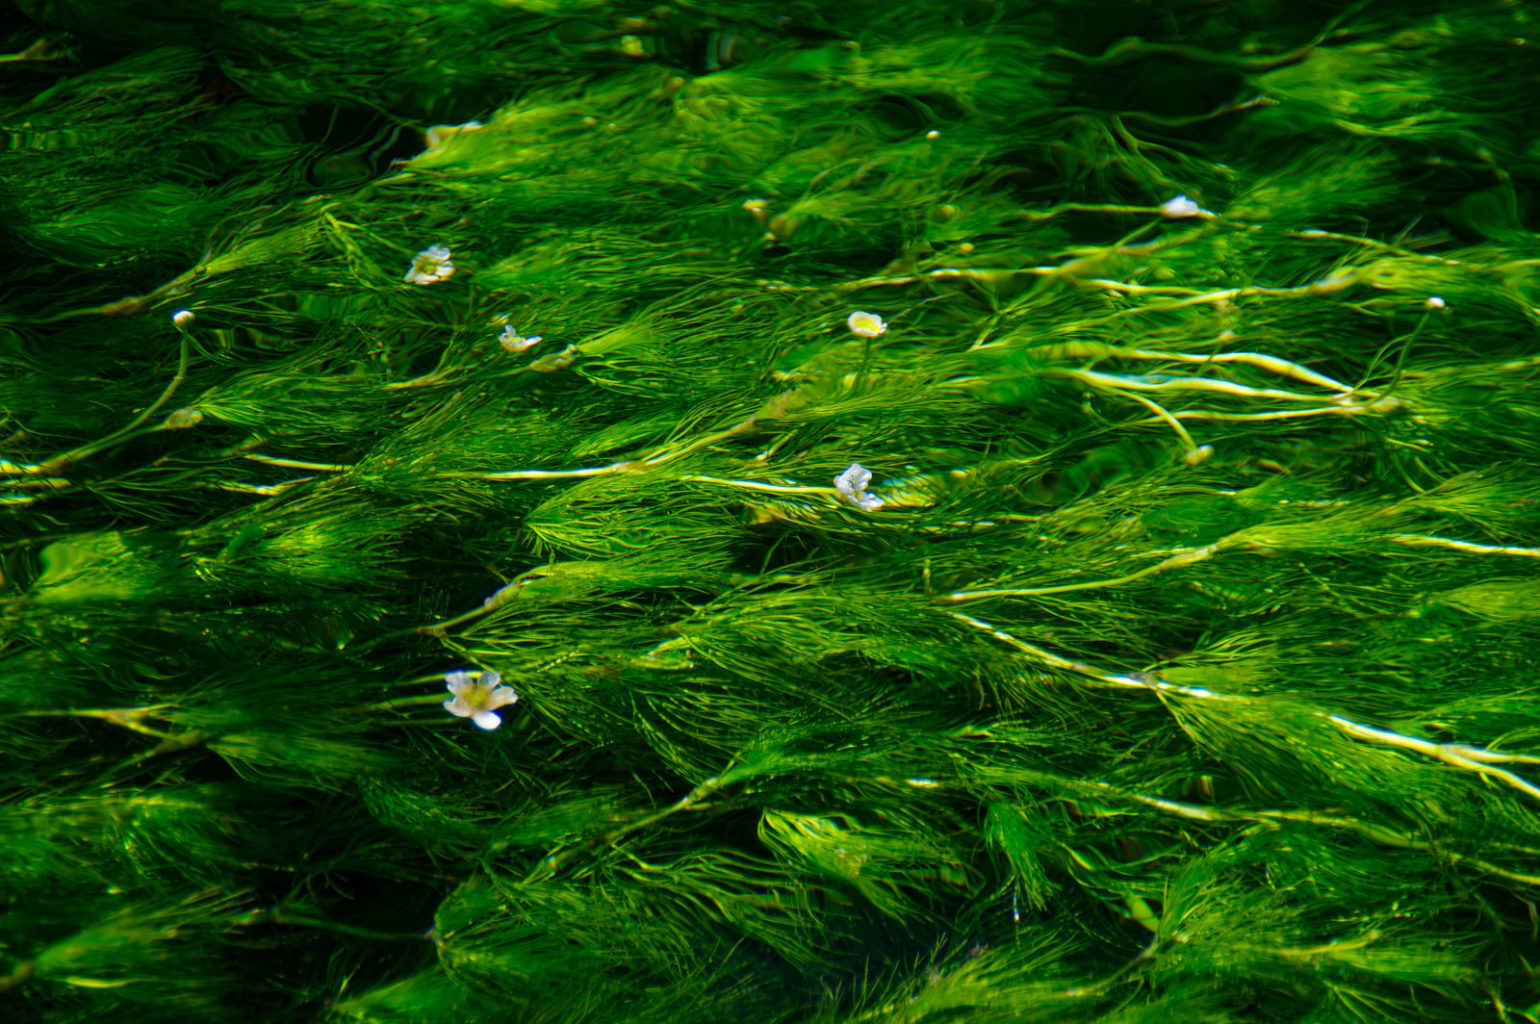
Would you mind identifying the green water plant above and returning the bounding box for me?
[3,1,1540,1022]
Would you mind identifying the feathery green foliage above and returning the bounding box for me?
[4,1,1540,1022]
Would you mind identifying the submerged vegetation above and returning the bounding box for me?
[4,1,1540,1021]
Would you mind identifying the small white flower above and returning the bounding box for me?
[837,462,872,493]
[1160,194,1204,218]
[925,130,940,139]
[1425,295,1447,310]
[847,311,887,338]
[443,669,519,730]
[835,462,884,511]
[171,309,195,329]
[404,245,455,285]
[499,325,543,353]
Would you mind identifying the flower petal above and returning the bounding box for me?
[480,671,501,689]
[444,696,474,717]
[835,463,872,495]
[487,686,520,709]
[445,670,474,695]
[471,710,502,730]
[405,245,456,285]
[1159,194,1210,219]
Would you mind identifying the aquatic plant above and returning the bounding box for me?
[3,1,1540,1021]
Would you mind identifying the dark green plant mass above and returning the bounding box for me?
[5,1,1540,1021]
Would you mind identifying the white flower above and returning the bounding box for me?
[847,311,887,338]
[837,462,872,493]
[171,309,195,329]
[1160,194,1204,218]
[499,325,543,352]
[404,245,455,285]
[443,670,519,730]
[1425,295,1446,310]
[835,462,884,511]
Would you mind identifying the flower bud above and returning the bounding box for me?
[1182,444,1214,466]
[163,408,203,430]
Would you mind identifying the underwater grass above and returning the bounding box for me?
[4,1,1540,1021]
